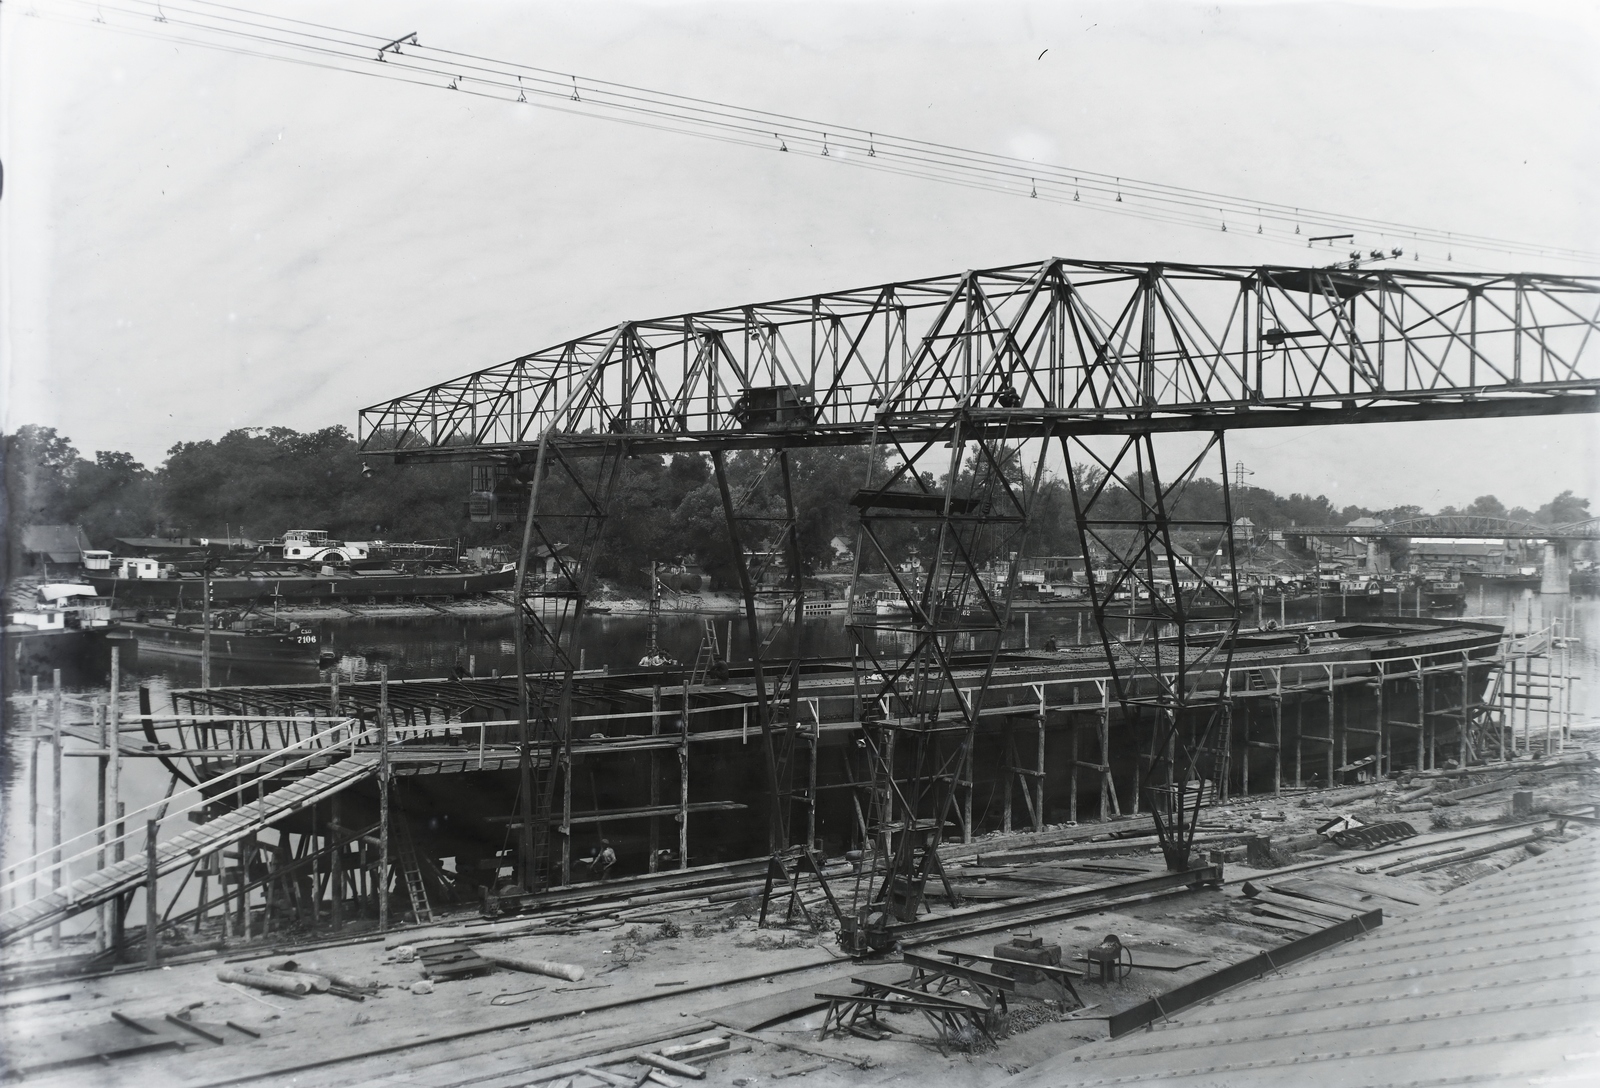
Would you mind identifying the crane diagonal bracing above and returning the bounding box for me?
[359,257,1600,894]
[359,259,1600,459]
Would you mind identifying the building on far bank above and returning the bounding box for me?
[18,525,93,575]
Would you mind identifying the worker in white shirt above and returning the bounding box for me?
[583,839,616,881]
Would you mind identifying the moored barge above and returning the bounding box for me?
[87,565,514,606]
[122,612,333,667]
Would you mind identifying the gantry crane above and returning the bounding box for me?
[360,258,1600,912]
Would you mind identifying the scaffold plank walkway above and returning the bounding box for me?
[0,756,376,946]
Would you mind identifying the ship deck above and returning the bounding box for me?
[156,615,1504,791]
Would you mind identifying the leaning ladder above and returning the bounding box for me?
[689,618,722,687]
[394,815,434,925]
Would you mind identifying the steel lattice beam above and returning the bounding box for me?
[360,260,1600,460]
[1287,515,1600,540]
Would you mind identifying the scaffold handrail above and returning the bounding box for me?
[0,718,377,900]
[138,637,1510,745]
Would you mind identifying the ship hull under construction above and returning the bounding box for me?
[164,616,1502,898]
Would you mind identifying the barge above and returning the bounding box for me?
[87,564,514,606]
[122,612,333,667]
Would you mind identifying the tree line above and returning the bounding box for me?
[3,423,1590,591]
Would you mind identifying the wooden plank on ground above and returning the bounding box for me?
[418,941,493,979]
[640,1053,705,1080]
[1273,879,1412,915]
[1066,860,1169,875]
[659,1038,731,1061]
[1243,910,1322,935]
[1310,871,1440,908]
[1250,902,1329,927]
[1439,779,1512,802]
[1270,879,1383,908]
[716,1027,872,1070]
[1245,889,1356,922]
[697,977,841,1031]
[1123,947,1209,971]
[10,1017,195,1075]
[978,868,1107,887]
[948,884,1029,899]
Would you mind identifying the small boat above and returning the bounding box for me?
[1421,569,1468,608]
[124,610,334,667]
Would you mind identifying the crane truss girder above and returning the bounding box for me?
[360,259,1600,460]
[1288,514,1600,541]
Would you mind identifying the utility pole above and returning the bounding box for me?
[109,648,122,868]
[145,821,158,968]
[646,561,661,661]
[378,665,391,931]
[1233,460,1254,492]
[95,702,108,954]
[50,670,62,950]
[201,563,213,690]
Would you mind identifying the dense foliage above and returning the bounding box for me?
[3,424,476,583]
[3,423,1590,590]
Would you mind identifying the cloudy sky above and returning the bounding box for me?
[3,0,1597,513]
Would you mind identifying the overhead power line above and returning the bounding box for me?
[29,0,1598,267]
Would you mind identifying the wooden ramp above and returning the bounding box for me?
[0,756,376,946]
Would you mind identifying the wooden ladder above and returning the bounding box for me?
[689,618,722,686]
[394,814,434,925]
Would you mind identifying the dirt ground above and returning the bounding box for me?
[3,738,1594,1088]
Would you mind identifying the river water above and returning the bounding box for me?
[53,582,1591,694]
[3,583,1594,936]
